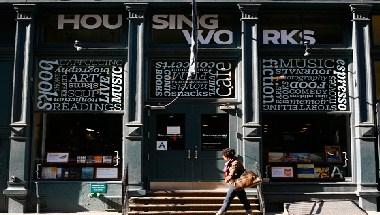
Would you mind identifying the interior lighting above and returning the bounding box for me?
[73,40,117,51]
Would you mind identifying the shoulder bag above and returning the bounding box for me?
[234,170,262,190]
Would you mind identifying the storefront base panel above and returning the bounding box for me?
[32,181,122,212]
[358,191,379,211]
[263,182,360,212]
[150,182,227,190]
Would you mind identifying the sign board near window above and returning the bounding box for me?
[35,59,124,112]
[150,59,236,98]
[262,58,348,112]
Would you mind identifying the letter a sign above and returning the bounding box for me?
[156,141,168,151]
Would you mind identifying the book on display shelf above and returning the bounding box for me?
[325,145,342,163]
[271,166,294,178]
[296,164,315,178]
[81,167,95,179]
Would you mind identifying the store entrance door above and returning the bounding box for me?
[148,104,237,182]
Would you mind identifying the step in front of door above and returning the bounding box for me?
[128,190,262,215]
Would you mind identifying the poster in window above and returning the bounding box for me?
[271,167,294,178]
[268,152,286,162]
[102,156,113,164]
[59,168,81,179]
[77,156,86,164]
[325,145,342,163]
[93,156,103,164]
[41,167,58,179]
[46,152,69,163]
[296,164,315,178]
[96,168,118,179]
[81,167,94,180]
[314,167,330,179]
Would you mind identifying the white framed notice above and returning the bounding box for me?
[167,126,181,135]
[46,152,69,163]
[271,166,294,178]
[95,168,118,179]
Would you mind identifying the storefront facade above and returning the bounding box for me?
[1,0,380,213]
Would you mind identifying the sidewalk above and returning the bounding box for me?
[0,212,379,215]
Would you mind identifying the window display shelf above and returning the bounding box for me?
[268,161,343,165]
[266,162,346,182]
[268,177,346,182]
[41,163,116,167]
[38,165,120,180]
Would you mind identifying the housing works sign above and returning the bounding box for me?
[151,13,237,45]
[36,59,124,112]
[262,58,348,112]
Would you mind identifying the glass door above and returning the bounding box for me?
[147,104,238,182]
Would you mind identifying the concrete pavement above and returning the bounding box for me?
[0,212,379,214]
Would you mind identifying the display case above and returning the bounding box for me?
[34,113,122,180]
[266,149,346,181]
[263,114,349,182]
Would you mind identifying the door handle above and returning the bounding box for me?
[187,150,191,160]
[194,150,198,160]
[36,164,41,179]
[114,151,120,166]
[342,151,348,168]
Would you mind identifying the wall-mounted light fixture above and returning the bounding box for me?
[74,40,83,51]
[219,104,236,110]
[303,41,311,57]
[73,40,117,52]
[145,105,166,110]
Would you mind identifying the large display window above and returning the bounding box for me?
[34,113,122,180]
[262,114,350,181]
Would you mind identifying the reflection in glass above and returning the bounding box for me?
[156,114,185,150]
[37,113,122,180]
[201,114,229,151]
